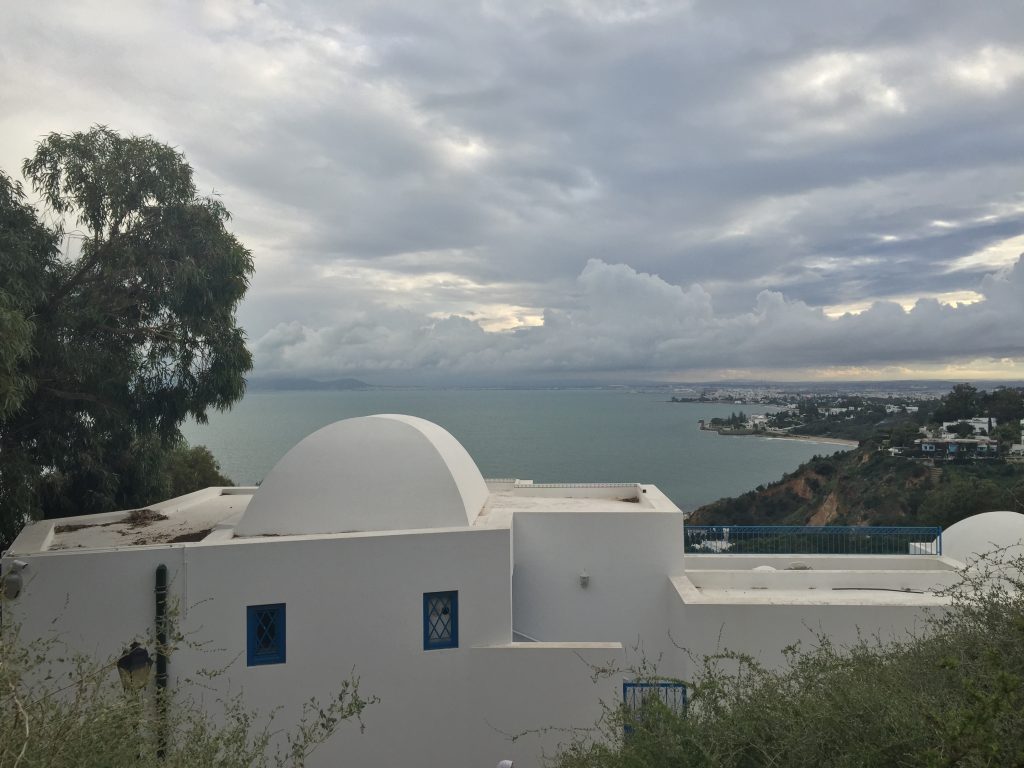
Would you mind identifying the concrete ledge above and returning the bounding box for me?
[475,641,623,650]
[673,573,951,606]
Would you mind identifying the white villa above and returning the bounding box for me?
[941,416,996,437]
[3,414,1023,767]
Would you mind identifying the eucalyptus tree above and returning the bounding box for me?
[0,126,252,545]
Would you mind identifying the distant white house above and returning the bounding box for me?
[942,416,995,437]
[885,404,919,414]
[1,414,1017,767]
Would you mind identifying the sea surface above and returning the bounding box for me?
[181,389,848,513]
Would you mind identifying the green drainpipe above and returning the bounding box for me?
[155,564,168,759]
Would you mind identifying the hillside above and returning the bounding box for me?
[689,447,1024,528]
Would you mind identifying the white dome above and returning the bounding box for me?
[235,415,489,536]
[941,511,1024,565]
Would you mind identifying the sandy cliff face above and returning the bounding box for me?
[808,490,840,525]
[689,447,940,527]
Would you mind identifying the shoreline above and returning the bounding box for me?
[760,434,859,447]
[703,427,858,447]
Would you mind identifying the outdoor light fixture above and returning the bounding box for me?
[579,570,590,589]
[2,560,28,600]
[117,642,153,691]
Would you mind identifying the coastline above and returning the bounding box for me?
[760,434,859,447]
[702,427,858,447]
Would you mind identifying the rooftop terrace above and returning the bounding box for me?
[9,479,680,554]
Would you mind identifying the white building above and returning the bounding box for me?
[1,414,1017,767]
[941,416,995,437]
[885,404,919,414]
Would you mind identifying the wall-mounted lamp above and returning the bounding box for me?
[2,560,28,600]
[579,570,590,589]
[117,642,153,691]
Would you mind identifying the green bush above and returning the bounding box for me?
[0,619,373,767]
[553,553,1024,768]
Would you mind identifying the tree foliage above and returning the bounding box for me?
[934,383,981,423]
[0,126,252,546]
[553,552,1024,768]
[986,387,1024,426]
[0,174,58,418]
[933,383,1024,427]
[691,446,1024,528]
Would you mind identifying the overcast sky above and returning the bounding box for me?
[3,0,1024,383]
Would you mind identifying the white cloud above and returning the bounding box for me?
[946,233,1024,274]
[952,45,1024,94]
[254,256,1024,380]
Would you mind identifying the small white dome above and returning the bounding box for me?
[235,415,489,536]
[941,511,1024,565]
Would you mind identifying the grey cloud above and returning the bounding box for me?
[3,0,1024,379]
[253,256,1024,379]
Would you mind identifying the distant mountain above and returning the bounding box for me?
[246,377,370,391]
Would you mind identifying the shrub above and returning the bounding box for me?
[0,619,373,767]
[552,552,1024,768]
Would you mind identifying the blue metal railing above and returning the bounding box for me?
[622,681,688,729]
[684,525,942,556]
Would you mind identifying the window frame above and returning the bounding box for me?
[622,680,687,734]
[247,603,286,666]
[422,590,459,650]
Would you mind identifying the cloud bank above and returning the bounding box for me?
[2,1,1024,380]
[254,255,1024,381]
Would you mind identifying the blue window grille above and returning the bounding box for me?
[623,680,688,715]
[247,604,286,666]
[423,591,458,650]
[623,681,687,734]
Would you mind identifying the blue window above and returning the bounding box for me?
[623,681,687,733]
[423,591,458,650]
[247,604,286,665]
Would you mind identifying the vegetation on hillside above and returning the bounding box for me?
[788,407,918,442]
[692,383,1024,528]
[708,411,749,430]
[553,552,1024,768]
[765,384,1023,446]
[690,447,1024,528]
[0,127,252,547]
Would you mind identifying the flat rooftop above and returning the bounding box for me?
[8,479,682,554]
[674,554,957,607]
[14,487,255,553]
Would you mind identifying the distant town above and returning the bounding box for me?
[677,384,1024,462]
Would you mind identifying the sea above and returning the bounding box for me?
[181,389,848,513]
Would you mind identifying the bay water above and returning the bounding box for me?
[181,389,846,513]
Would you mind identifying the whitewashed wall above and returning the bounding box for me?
[668,593,940,676]
[4,526,622,767]
[180,528,515,766]
[512,511,685,664]
[4,546,186,663]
